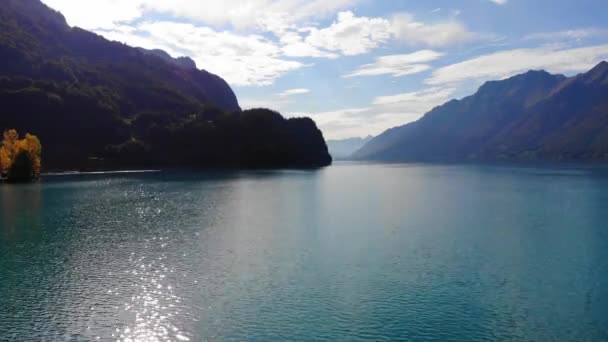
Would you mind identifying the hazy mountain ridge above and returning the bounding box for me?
[354,62,608,161]
[327,136,373,159]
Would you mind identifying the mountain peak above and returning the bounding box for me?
[575,60,608,85]
[476,68,565,104]
[588,60,608,75]
[480,69,553,88]
[138,48,197,69]
[517,69,563,81]
[5,0,69,31]
[524,69,549,75]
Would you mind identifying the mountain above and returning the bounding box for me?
[137,48,198,70]
[327,136,373,159]
[0,0,331,169]
[354,62,608,162]
[0,0,240,113]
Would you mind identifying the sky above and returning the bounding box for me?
[41,0,608,139]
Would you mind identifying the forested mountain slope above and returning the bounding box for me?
[0,0,332,169]
[354,62,608,161]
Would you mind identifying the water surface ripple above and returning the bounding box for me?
[1,163,608,340]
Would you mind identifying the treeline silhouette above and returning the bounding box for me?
[108,107,332,169]
[0,77,331,169]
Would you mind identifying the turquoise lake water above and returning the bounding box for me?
[1,163,608,341]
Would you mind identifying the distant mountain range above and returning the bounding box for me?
[0,0,331,169]
[354,62,608,162]
[327,136,373,159]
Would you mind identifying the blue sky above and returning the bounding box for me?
[42,0,608,139]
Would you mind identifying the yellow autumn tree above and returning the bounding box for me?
[0,129,42,180]
[20,133,42,176]
[0,129,19,175]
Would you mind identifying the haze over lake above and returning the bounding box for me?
[1,163,608,341]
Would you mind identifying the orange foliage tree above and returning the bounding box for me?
[0,129,42,179]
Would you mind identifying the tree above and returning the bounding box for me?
[7,150,34,182]
[0,129,19,174]
[0,129,42,181]
[20,133,42,176]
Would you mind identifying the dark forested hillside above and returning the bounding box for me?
[0,0,240,113]
[0,0,332,170]
[354,62,608,162]
[103,108,332,169]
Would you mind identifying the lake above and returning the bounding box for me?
[1,162,608,341]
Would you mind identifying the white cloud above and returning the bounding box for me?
[490,0,509,4]
[426,44,608,85]
[279,31,340,59]
[42,0,482,87]
[291,86,456,139]
[42,0,143,29]
[525,28,608,41]
[305,11,393,56]
[373,87,456,113]
[343,50,443,78]
[294,12,474,58]
[290,107,376,139]
[282,41,341,58]
[42,0,358,31]
[278,89,311,97]
[97,25,182,56]
[98,21,308,86]
[143,0,357,30]
[240,89,311,111]
[391,13,475,47]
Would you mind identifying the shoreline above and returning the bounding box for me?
[42,169,163,177]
